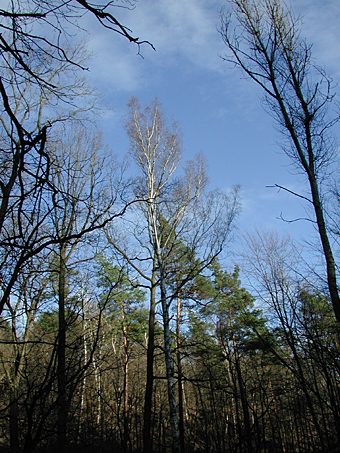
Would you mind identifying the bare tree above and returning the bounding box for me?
[243,230,340,449]
[48,125,123,452]
[0,110,134,317]
[120,98,239,453]
[0,0,152,143]
[0,0,152,316]
[220,0,340,321]
[0,123,128,452]
[0,260,49,453]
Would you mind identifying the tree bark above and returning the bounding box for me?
[233,336,252,453]
[122,315,130,452]
[143,267,157,453]
[57,245,67,453]
[176,291,185,453]
[160,279,180,453]
[9,388,20,453]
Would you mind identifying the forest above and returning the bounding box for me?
[0,1,339,453]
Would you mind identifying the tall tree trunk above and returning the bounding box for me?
[9,388,20,453]
[78,344,87,439]
[308,177,340,322]
[57,245,67,453]
[233,336,252,453]
[93,352,102,434]
[9,341,21,453]
[160,279,180,453]
[176,291,185,453]
[78,311,88,441]
[123,320,130,452]
[143,267,157,453]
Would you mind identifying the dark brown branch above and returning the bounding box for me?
[278,212,317,224]
[266,184,313,203]
[75,0,155,50]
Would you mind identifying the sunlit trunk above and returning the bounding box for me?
[176,291,185,453]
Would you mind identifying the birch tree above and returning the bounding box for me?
[122,98,239,453]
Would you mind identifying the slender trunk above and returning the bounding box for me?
[78,315,88,441]
[176,291,185,453]
[308,176,340,322]
[233,336,252,453]
[160,279,180,453]
[292,350,325,448]
[9,344,21,453]
[9,293,43,453]
[143,266,157,453]
[224,343,241,448]
[9,388,20,453]
[93,352,102,431]
[270,69,340,324]
[57,245,67,453]
[123,321,130,452]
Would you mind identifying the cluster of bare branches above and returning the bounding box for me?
[221,0,340,322]
[0,0,152,314]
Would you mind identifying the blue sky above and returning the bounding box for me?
[84,1,340,248]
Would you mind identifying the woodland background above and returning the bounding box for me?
[0,1,339,452]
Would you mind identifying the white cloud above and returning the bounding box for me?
[87,34,141,92]
[292,0,340,77]
[82,0,340,97]
[84,0,224,92]
[132,0,224,70]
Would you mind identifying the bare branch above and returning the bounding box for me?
[266,184,313,203]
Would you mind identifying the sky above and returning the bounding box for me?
[79,0,340,256]
[1,0,338,260]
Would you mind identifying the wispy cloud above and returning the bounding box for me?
[293,0,340,77]
[85,0,224,92]
[132,0,224,69]
[82,0,340,100]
